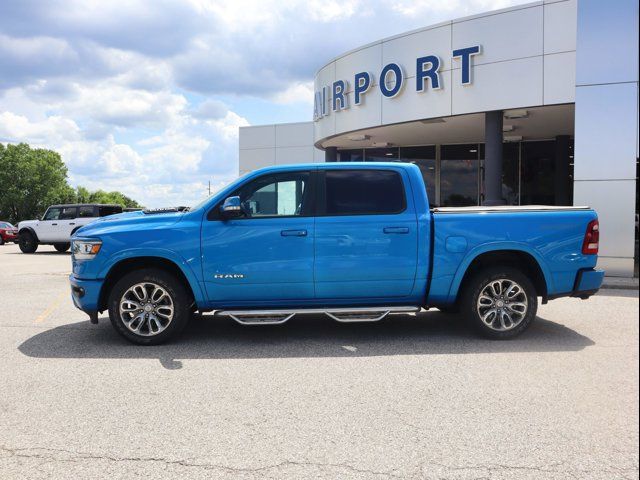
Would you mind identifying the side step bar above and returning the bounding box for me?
[216,306,420,326]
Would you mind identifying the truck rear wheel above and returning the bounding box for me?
[18,231,38,253]
[107,269,190,345]
[461,266,537,339]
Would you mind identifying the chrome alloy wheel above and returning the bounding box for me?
[476,279,528,331]
[119,282,174,336]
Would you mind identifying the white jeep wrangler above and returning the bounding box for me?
[17,204,123,253]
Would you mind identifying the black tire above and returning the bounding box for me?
[0,236,4,246]
[461,266,537,340]
[108,269,191,345]
[54,243,70,252]
[18,231,38,253]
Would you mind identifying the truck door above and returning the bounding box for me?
[38,206,62,242]
[201,170,316,304]
[54,206,78,242]
[314,168,418,299]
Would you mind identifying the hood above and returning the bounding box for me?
[74,209,187,238]
[17,220,38,229]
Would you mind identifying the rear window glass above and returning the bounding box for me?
[324,170,405,215]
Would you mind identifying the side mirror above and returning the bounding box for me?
[220,196,245,219]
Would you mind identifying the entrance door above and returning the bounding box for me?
[314,168,418,299]
[201,170,316,305]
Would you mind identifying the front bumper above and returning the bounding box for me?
[69,274,103,321]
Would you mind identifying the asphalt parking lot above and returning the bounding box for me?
[0,243,638,479]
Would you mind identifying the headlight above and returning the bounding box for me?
[72,239,102,260]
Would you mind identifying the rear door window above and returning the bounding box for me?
[59,207,78,220]
[98,206,123,217]
[79,206,96,218]
[323,170,405,216]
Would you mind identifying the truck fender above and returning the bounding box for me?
[447,242,554,303]
[98,248,207,306]
[18,227,39,243]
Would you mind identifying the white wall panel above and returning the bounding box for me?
[314,63,336,140]
[238,125,275,149]
[275,122,314,148]
[238,148,276,171]
[543,51,576,104]
[574,82,638,180]
[335,44,381,92]
[382,69,452,125]
[313,147,326,163]
[452,57,543,115]
[576,0,639,85]
[544,0,577,54]
[382,24,452,74]
[573,179,636,276]
[275,146,314,165]
[452,5,543,65]
[334,87,382,135]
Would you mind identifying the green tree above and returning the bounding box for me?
[75,188,142,209]
[0,143,143,224]
[0,143,75,223]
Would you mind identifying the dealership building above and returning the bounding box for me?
[239,0,639,277]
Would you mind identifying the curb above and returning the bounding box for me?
[601,278,639,291]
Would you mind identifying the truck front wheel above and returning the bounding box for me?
[461,266,537,339]
[18,231,38,253]
[107,269,190,345]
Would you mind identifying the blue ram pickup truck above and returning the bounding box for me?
[69,163,604,345]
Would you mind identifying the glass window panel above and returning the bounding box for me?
[338,149,364,162]
[43,208,61,220]
[239,173,308,217]
[79,206,95,217]
[520,141,556,205]
[440,144,480,207]
[59,207,77,220]
[400,146,436,204]
[364,147,399,162]
[325,170,405,215]
[502,142,520,205]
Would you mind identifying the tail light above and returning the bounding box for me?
[582,219,599,255]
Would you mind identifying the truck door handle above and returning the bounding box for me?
[281,229,307,237]
[51,223,58,226]
[383,227,409,234]
[69,222,75,225]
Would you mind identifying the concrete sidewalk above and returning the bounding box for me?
[602,276,639,290]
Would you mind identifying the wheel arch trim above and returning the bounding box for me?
[447,242,553,303]
[18,226,39,243]
[97,249,207,311]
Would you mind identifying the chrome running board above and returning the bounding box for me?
[216,306,420,326]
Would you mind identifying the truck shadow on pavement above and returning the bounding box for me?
[19,312,595,370]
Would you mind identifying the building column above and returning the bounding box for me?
[325,146,338,162]
[573,0,638,277]
[554,135,571,206]
[483,110,506,206]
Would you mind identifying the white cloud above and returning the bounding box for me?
[0,0,531,208]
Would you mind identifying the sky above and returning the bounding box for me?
[0,0,529,208]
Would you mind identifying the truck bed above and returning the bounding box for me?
[427,205,599,305]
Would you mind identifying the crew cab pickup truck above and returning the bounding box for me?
[69,163,604,345]
[18,204,123,253]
